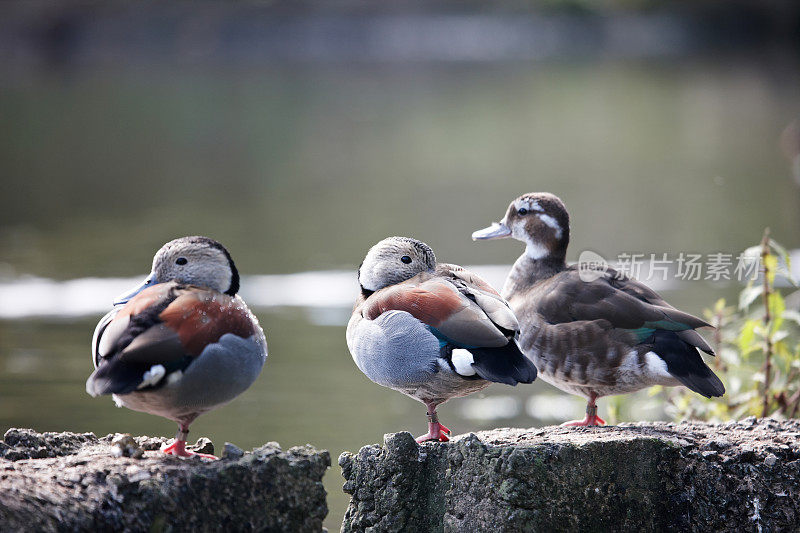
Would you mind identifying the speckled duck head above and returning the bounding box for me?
[115,236,240,305]
[358,237,437,294]
[472,192,570,261]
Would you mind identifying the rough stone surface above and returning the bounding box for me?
[339,420,800,532]
[0,428,330,532]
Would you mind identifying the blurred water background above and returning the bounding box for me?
[1,1,800,528]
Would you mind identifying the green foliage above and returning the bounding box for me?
[664,231,800,421]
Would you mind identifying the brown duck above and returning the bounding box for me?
[473,192,724,425]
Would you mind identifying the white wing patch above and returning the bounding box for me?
[96,311,128,360]
[137,364,166,389]
[167,369,183,385]
[452,349,477,376]
[644,351,672,379]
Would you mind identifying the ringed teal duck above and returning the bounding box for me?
[86,236,267,458]
[473,193,724,426]
[346,236,537,442]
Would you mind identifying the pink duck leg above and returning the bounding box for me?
[416,404,452,443]
[562,393,606,427]
[161,426,218,459]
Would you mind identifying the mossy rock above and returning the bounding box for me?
[340,420,800,532]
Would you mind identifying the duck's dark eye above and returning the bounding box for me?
[518,208,528,216]
[401,255,412,264]
[176,257,188,265]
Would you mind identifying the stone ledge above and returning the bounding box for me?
[0,428,330,532]
[339,419,800,532]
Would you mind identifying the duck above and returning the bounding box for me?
[86,236,267,458]
[473,193,724,426]
[346,236,537,442]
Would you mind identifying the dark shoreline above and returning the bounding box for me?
[1,1,798,71]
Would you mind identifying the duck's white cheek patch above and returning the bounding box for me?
[137,364,166,389]
[537,214,562,239]
[452,349,477,377]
